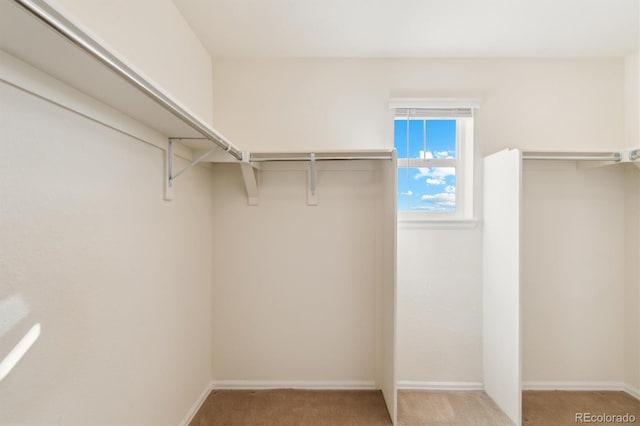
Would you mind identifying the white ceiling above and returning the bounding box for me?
[173,0,638,58]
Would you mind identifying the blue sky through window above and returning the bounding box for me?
[395,120,457,212]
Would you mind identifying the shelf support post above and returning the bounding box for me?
[308,153,318,206]
[164,138,174,201]
[240,151,259,206]
[629,149,640,170]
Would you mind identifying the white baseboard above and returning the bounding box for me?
[210,380,377,390]
[522,381,640,400]
[522,381,625,392]
[180,380,214,426]
[397,381,483,391]
[624,384,640,400]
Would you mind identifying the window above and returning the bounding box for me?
[391,100,476,220]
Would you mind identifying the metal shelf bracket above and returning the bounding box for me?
[165,138,221,201]
[240,151,260,206]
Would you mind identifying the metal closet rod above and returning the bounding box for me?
[13,0,243,161]
[13,0,394,167]
[522,152,622,162]
[249,154,394,162]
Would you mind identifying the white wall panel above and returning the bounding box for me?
[522,162,626,387]
[623,48,640,395]
[0,81,214,424]
[483,149,521,425]
[624,52,639,149]
[397,227,483,383]
[208,162,393,387]
[376,154,397,424]
[624,164,639,395]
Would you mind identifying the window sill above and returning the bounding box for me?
[397,217,480,230]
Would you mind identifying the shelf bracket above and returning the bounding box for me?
[307,153,318,206]
[240,151,260,206]
[165,137,219,201]
[630,149,640,170]
[164,138,174,201]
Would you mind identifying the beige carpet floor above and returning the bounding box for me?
[189,389,640,425]
[523,390,640,426]
[190,389,511,425]
[189,389,391,426]
[398,390,512,425]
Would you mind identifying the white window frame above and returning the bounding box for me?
[390,98,478,223]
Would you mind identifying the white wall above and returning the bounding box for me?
[0,73,214,423]
[47,0,214,127]
[211,58,625,384]
[522,162,626,384]
[623,49,640,395]
[396,227,483,383]
[212,58,623,154]
[208,162,391,386]
[624,52,639,150]
[624,164,640,395]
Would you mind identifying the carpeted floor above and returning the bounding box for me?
[522,390,640,426]
[189,389,512,425]
[189,389,392,426]
[398,390,512,425]
[189,389,640,425]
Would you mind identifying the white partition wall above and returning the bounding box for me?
[376,152,398,424]
[483,149,522,426]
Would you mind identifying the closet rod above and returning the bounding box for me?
[250,155,393,162]
[522,153,621,162]
[13,0,243,161]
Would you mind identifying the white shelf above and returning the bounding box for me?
[0,0,229,153]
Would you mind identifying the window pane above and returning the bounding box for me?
[394,119,429,159]
[397,167,456,213]
[394,119,407,158]
[426,120,456,158]
[408,119,424,159]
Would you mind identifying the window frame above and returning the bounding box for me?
[395,115,474,222]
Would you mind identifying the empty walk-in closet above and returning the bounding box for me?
[522,157,639,424]
[1,0,639,425]
[483,150,640,425]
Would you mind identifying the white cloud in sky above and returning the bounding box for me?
[414,151,454,160]
[413,167,455,183]
[434,150,454,159]
[421,192,455,207]
[413,169,427,180]
[426,177,443,185]
[403,167,456,212]
[418,185,456,210]
[419,150,434,159]
[401,190,413,196]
